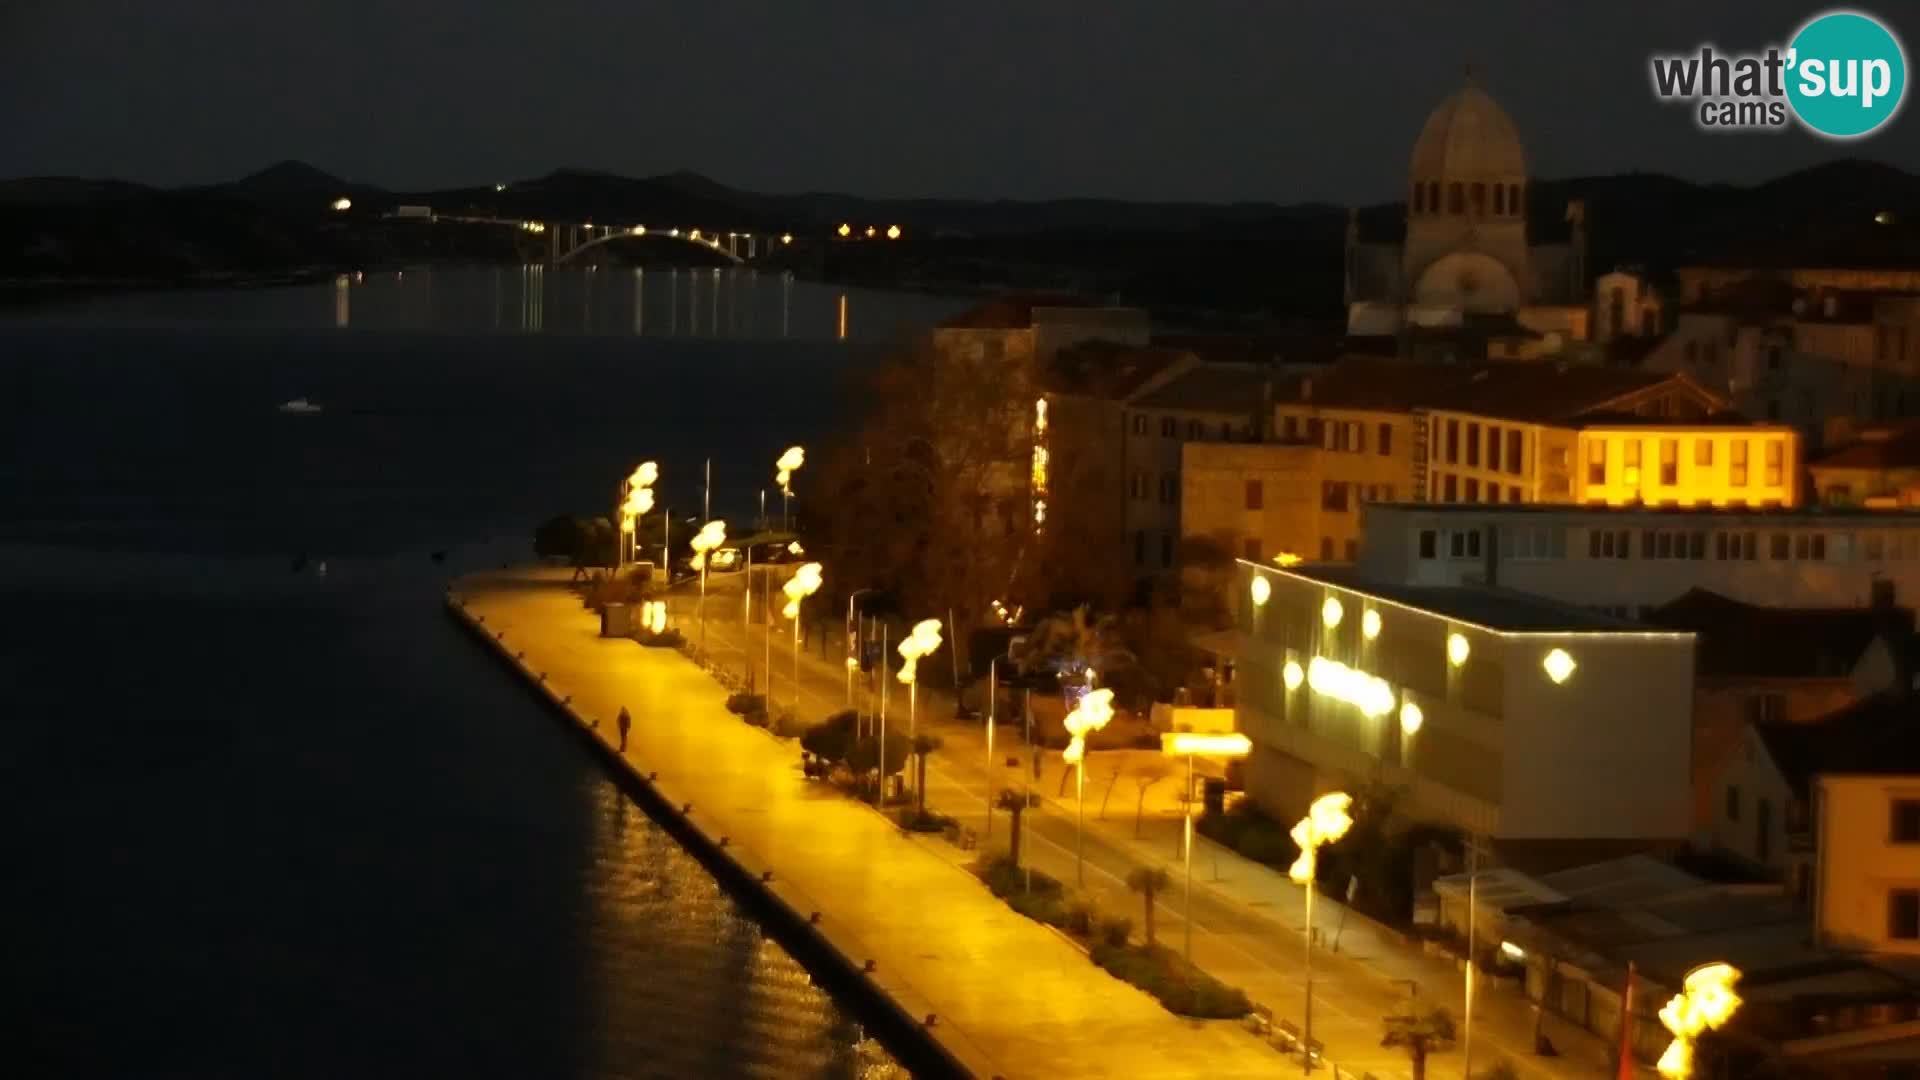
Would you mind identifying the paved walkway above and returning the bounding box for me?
[455,569,1284,1080]
[683,592,1619,1080]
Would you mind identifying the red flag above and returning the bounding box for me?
[1617,961,1637,1080]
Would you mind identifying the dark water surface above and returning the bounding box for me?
[2,271,963,1078]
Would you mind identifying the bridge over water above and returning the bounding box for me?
[406,212,798,266]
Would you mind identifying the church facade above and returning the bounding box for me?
[1345,76,1590,345]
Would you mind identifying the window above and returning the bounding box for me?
[1770,532,1790,559]
[1344,539,1359,561]
[1419,529,1438,559]
[1488,426,1503,472]
[1695,440,1714,467]
[1868,533,1887,561]
[1161,416,1176,438]
[1690,531,1706,559]
[1349,422,1366,454]
[1133,530,1146,566]
[1159,473,1177,504]
[1131,414,1148,436]
[1892,800,1920,844]
[1624,440,1643,470]
[1587,440,1607,485]
[1242,537,1261,561]
[1466,423,1481,467]
[1442,474,1458,502]
[1223,420,1234,440]
[1507,430,1524,474]
[1732,440,1750,486]
[1160,533,1174,569]
[1446,419,1460,463]
[1891,891,1920,941]
[1131,470,1148,500]
[1485,484,1500,503]
[1795,533,1828,561]
[1320,537,1334,560]
[1660,439,1678,485]
[1509,184,1521,215]
[1308,418,1324,445]
[1322,481,1350,512]
[1448,182,1463,214]
[1188,419,1204,439]
[1494,185,1506,215]
[1282,416,1298,440]
[1245,479,1264,511]
[1449,529,1483,560]
[1765,440,1785,487]
[1378,423,1393,456]
[1465,478,1480,502]
[1726,785,1741,822]
[1470,182,1486,215]
[1508,486,1522,503]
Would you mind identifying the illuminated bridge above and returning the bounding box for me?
[415,213,797,266]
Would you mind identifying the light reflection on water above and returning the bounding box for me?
[14,265,960,345]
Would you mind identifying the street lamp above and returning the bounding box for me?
[1063,687,1116,886]
[1161,732,1252,963]
[1657,963,1743,1079]
[690,520,726,651]
[783,562,824,718]
[847,588,879,716]
[775,445,805,531]
[896,618,943,800]
[1291,791,1354,1073]
[619,462,658,571]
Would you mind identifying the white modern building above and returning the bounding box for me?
[1355,502,1920,615]
[1234,560,1695,855]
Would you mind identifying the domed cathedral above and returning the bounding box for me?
[1345,71,1590,354]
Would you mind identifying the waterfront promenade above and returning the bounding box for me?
[452,568,1282,1080]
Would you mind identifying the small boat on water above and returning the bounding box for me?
[278,398,323,414]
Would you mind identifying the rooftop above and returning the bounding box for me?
[1042,341,1192,400]
[1277,357,1731,425]
[1261,562,1658,633]
[1131,362,1268,415]
[1364,501,1920,524]
[1644,588,1909,680]
[1813,423,1920,471]
[1760,692,1920,796]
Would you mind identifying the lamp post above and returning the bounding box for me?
[690,520,726,652]
[1161,732,1252,963]
[1657,963,1743,1079]
[1063,688,1116,886]
[896,619,943,801]
[847,589,878,716]
[775,446,804,532]
[782,563,824,718]
[617,462,657,572]
[1291,791,1354,1074]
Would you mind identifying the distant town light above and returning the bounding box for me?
[864,226,877,238]
[885,224,902,240]
[836,223,852,238]
[494,183,506,192]
[330,197,352,212]
[1543,647,1577,685]
[1321,596,1344,629]
[689,229,701,240]
[631,225,646,235]
[1876,210,1898,226]
[1447,632,1471,668]
[780,233,793,244]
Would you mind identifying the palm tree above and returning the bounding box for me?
[1126,866,1170,947]
[911,734,943,816]
[996,789,1033,868]
[1382,1006,1457,1080]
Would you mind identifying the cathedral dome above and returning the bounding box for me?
[1409,80,1526,181]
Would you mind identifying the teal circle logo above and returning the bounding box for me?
[1786,10,1907,138]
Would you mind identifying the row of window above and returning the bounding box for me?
[1432,473,1526,504]
[1130,413,1253,441]
[1586,437,1784,488]
[1130,470,1178,504]
[1410,179,1524,218]
[1241,536,1358,563]
[1439,419,1527,476]
[1132,529,1175,569]
[1411,525,1871,564]
[1277,415,1396,457]
[1239,479,1398,512]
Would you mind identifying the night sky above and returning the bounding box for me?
[1,1,1912,201]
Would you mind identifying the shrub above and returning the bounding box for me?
[742,707,771,729]
[800,710,858,763]
[726,692,768,716]
[896,808,956,833]
[770,709,808,739]
[977,856,1063,900]
[637,628,684,649]
[1097,915,1133,948]
[1062,897,1100,937]
[1088,942,1252,1019]
[1197,801,1298,870]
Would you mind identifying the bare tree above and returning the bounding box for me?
[1097,760,1125,819]
[1126,866,1170,946]
[1382,1007,1457,1080]
[1132,761,1174,837]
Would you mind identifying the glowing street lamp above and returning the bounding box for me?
[896,618,943,799]
[1292,791,1354,1073]
[775,445,805,530]
[1657,963,1743,1079]
[618,461,658,569]
[1063,687,1116,886]
[1161,732,1252,962]
[690,520,727,650]
[331,197,352,212]
[782,562,824,716]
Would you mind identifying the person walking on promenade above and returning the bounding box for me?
[616,706,632,752]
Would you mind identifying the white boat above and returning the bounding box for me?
[278,398,323,414]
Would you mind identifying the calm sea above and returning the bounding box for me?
[0,267,967,1078]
